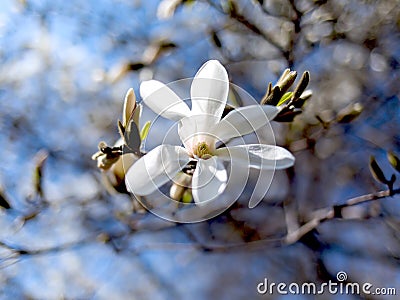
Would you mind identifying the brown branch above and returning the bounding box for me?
[284,188,400,244]
[2,189,399,257]
[204,0,287,58]
[0,237,93,257]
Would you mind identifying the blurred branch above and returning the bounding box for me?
[289,102,364,153]
[284,188,400,244]
[33,149,48,200]
[0,189,11,210]
[288,0,302,33]
[255,1,291,20]
[204,0,287,58]
[0,237,92,257]
[2,185,399,257]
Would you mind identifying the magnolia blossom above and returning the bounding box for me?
[125,60,295,204]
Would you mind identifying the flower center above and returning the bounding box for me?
[193,141,213,159]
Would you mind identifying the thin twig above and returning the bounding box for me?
[284,188,400,244]
[204,0,287,58]
[1,188,399,258]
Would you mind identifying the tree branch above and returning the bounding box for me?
[204,0,287,58]
[284,188,400,244]
[2,188,399,258]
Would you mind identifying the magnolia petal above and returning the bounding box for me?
[190,60,229,121]
[212,105,280,143]
[125,145,190,195]
[122,88,137,128]
[140,80,190,121]
[178,116,197,151]
[248,169,275,209]
[178,115,218,152]
[216,144,295,170]
[192,156,228,205]
[132,103,142,130]
[113,152,137,182]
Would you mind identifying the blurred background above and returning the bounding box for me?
[0,0,399,298]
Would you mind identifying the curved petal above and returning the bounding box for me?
[140,80,190,121]
[216,144,295,170]
[132,103,142,130]
[125,145,191,195]
[122,88,136,128]
[178,116,198,151]
[248,169,275,209]
[190,60,229,121]
[192,156,228,205]
[212,105,280,143]
[178,115,218,153]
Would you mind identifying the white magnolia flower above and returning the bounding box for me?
[125,60,295,205]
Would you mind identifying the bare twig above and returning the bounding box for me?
[0,237,92,257]
[1,188,399,259]
[284,188,400,244]
[204,0,287,58]
[33,149,48,200]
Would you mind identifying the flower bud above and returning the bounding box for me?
[169,173,192,201]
